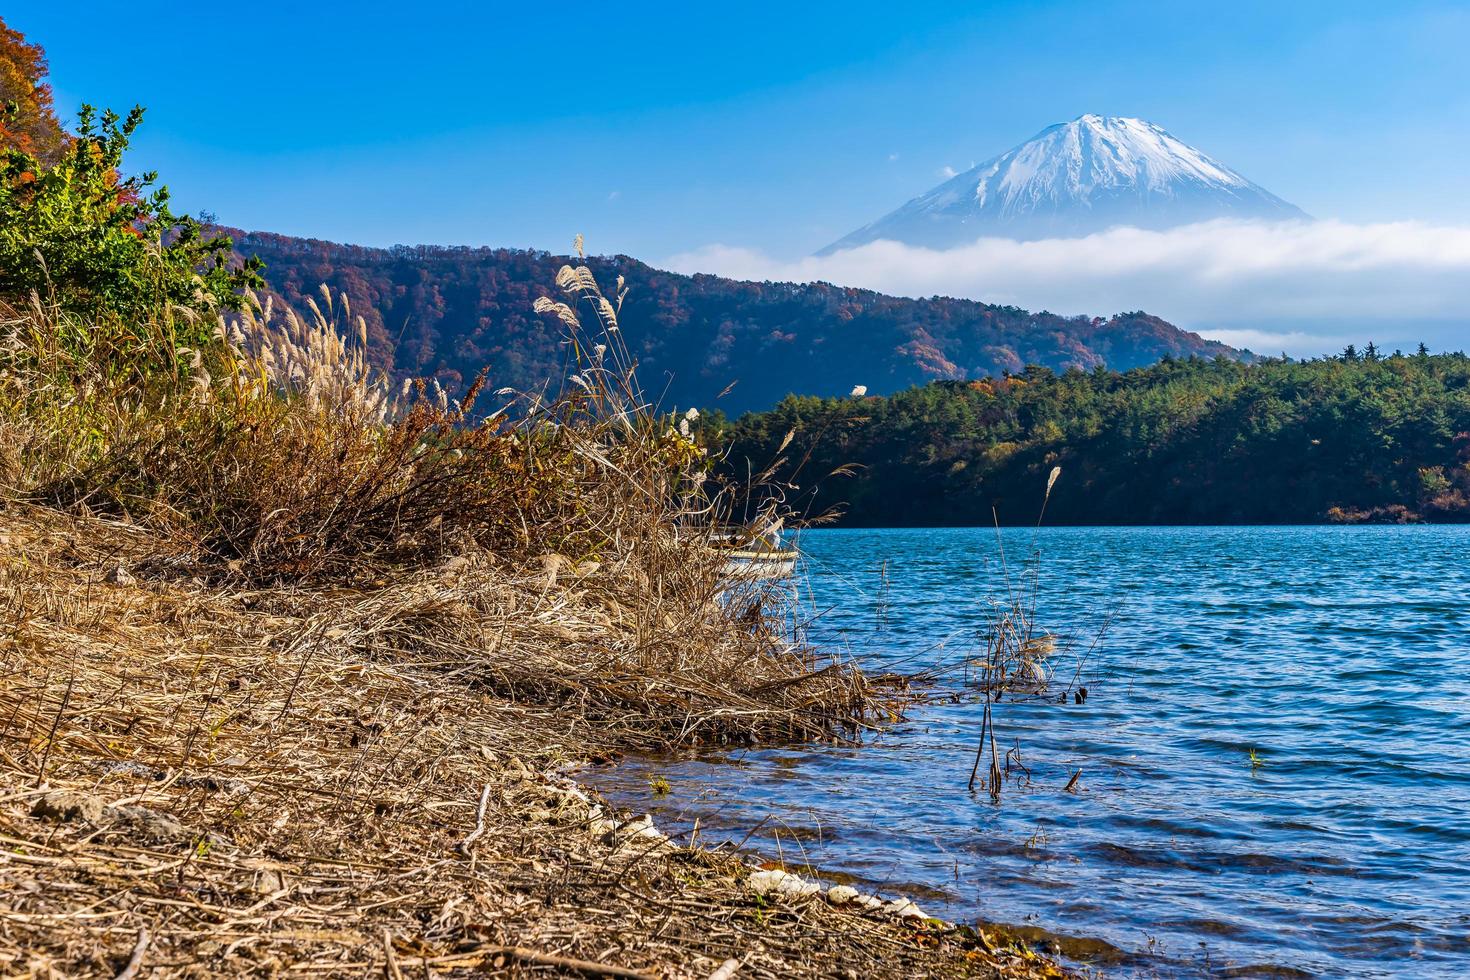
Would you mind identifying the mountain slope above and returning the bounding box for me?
[822,114,1308,252]
[230,230,1246,416]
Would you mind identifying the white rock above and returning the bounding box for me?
[540,783,590,806]
[748,869,820,899]
[621,815,655,836]
[886,897,927,920]
[747,870,785,896]
[827,884,860,905]
[626,823,669,844]
[854,894,885,911]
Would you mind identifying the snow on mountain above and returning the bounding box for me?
[820,114,1308,253]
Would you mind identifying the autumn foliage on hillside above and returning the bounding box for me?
[230,230,1243,416]
[0,16,65,163]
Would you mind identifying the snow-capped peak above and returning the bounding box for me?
[992,114,1247,204]
[821,115,1307,252]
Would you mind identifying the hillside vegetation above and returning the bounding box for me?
[231,229,1241,416]
[718,351,1470,526]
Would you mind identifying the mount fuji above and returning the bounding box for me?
[821,114,1308,252]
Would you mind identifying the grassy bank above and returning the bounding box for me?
[0,254,1063,976]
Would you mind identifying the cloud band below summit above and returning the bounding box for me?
[668,219,1470,356]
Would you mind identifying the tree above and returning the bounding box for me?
[1364,341,1379,360]
[1418,342,1431,357]
[0,16,65,164]
[0,103,263,338]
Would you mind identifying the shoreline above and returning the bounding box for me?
[0,505,1067,978]
[589,767,1141,975]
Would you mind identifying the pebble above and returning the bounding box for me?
[31,792,199,845]
[110,805,192,844]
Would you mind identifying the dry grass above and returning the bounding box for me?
[0,250,881,746]
[1,252,726,586]
[0,249,1066,976]
[0,506,1064,978]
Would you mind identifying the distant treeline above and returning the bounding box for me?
[713,349,1470,525]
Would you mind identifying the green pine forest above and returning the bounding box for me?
[712,349,1470,526]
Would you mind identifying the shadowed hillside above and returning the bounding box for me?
[230,230,1244,415]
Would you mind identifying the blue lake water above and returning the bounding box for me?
[592,527,1470,977]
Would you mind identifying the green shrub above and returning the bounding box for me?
[0,103,261,367]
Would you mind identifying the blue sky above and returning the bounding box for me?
[15,1,1470,260]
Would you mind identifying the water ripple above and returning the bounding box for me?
[592,526,1470,978]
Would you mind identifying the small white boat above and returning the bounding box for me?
[712,524,799,579]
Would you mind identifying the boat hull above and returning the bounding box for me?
[721,549,799,580]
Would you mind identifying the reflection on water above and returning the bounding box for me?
[589,527,1470,978]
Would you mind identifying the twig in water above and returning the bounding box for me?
[991,506,1014,607]
[875,558,891,632]
[967,697,991,792]
[988,709,1002,801]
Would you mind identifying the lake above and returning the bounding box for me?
[591,526,1470,978]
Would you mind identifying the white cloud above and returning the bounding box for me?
[1200,328,1357,357]
[888,152,900,162]
[664,220,1470,356]
[938,165,958,179]
[607,190,621,201]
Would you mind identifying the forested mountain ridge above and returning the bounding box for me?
[715,351,1470,526]
[229,230,1244,415]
